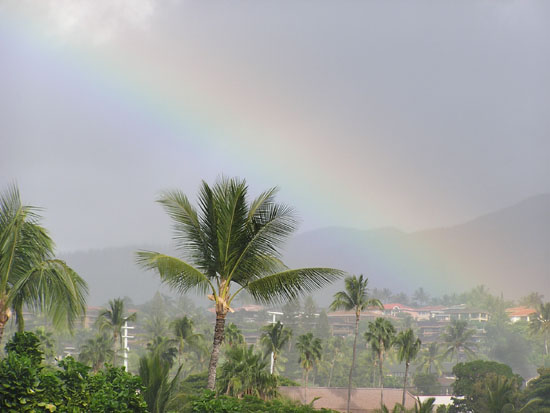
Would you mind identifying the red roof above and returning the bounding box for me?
[384,303,416,311]
[506,306,537,317]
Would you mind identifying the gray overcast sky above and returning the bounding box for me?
[1,0,549,251]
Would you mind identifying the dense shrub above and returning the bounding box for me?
[188,390,338,413]
[0,332,147,412]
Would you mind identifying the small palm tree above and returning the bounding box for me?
[78,333,114,372]
[529,302,550,356]
[441,319,476,364]
[413,397,435,413]
[96,298,137,366]
[139,341,183,413]
[260,321,292,375]
[417,342,443,376]
[224,322,245,346]
[172,316,202,365]
[0,185,88,344]
[394,328,422,406]
[296,332,322,404]
[217,344,277,399]
[365,317,396,406]
[330,274,383,412]
[136,178,343,389]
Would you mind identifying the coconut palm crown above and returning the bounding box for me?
[136,177,343,389]
[0,185,87,344]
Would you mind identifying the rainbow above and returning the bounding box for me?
[1,8,476,296]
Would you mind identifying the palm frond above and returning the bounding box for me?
[246,268,344,304]
[10,259,88,330]
[136,251,214,295]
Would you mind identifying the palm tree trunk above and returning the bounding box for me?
[113,331,118,366]
[207,313,226,390]
[15,302,24,333]
[0,298,11,345]
[347,312,360,413]
[402,362,409,406]
[545,334,548,356]
[273,353,278,376]
[328,360,335,387]
[304,369,309,404]
[379,353,384,406]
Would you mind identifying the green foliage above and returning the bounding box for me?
[450,360,523,413]
[217,344,277,398]
[441,320,476,363]
[5,331,44,365]
[260,320,292,375]
[413,373,441,395]
[0,332,147,413]
[521,367,550,412]
[0,185,88,342]
[188,390,338,413]
[139,335,182,413]
[179,372,209,397]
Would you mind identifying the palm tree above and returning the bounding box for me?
[441,319,476,364]
[260,321,292,375]
[330,274,383,413]
[0,186,88,344]
[323,335,345,387]
[364,317,396,406]
[136,177,343,389]
[34,327,56,363]
[139,342,183,413]
[296,332,322,404]
[217,344,277,399]
[519,292,544,309]
[78,333,114,372]
[413,288,430,306]
[417,342,443,376]
[172,316,202,365]
[96,298,137,366]
[529,302,550,356]
[413,397,436,413]
[224,322,245,346]
[394,328,422,406]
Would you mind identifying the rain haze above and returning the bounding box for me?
[1,1,549,301]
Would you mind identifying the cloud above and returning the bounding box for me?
[7,0,157,45]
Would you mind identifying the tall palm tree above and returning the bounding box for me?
[78,333,114,372]
[296,332,322,404]
[364,317,396,406]
[441,319,476,364]
[330,274,382,413]
[96,297,137,366]
[0,185,87,344]
[171,316,202,365]
[136,177,343,389]
[529,302,550,356]
[260,320,292,375]
[417,342,443,376]
[324,335,345,387]
[394,328,422,406]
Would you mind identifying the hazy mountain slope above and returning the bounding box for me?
[60,194,550,306]
[284,194,550,302]
[59,245,168,306]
